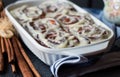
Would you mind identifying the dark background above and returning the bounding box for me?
[2,0,120,77]
[3,0,104,9]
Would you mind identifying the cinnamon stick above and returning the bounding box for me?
[15,36,41,77]
[0,37,4,72]
[4,38,12,63]
[1,37,5,53]
[7,38,16,73]
[7,38,15,63]
[0,49,4,72]
[12,36,33,77]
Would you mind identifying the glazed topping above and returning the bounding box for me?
[23,6,43,18]
[11,1,111,48]
[10,5,29,23]
[46,19,60,29]
[11,5,45,24]
[58,15,79,25]
[67,36,80,47]
[46,5,58,12]
[45,30,57,40]
[39,1,76,18]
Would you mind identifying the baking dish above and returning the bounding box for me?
[5,0,114,65]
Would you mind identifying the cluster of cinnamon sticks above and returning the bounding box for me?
[0,36,41,77]
[0,0,41,77]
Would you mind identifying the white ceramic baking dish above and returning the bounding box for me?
[5,0,114,65]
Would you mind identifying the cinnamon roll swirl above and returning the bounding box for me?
[39,1,76,18]
[56,14,80,33]
[11,5,45,24]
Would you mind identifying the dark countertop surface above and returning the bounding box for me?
[1,0,120,77]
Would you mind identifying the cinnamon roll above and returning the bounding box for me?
[11,5,45,24]
[23,18,67,48]
[56,14,80,33]
[10,1,111,48]
[22,6,45,20]
[11,5,29,24]
[39,1,76,18]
